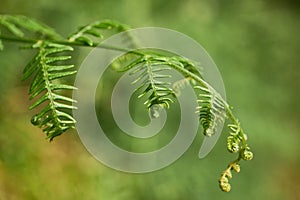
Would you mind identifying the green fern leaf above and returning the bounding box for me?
[195,85,227,136]
[68,20,129,46]
[125,54,175,109]
[0,17,24,37]
[226,123,242,153]
[0,15,62,39]
[114,52,203,110]
[23,41,77,140]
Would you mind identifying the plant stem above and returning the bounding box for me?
[0,35,37,44]
[0,35,144,55]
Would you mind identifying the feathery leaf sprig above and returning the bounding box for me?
[68,20,129,46]
[0,15,62,40]
[23,41,77,140]
[195,85,227,136]
[114,52,202,110]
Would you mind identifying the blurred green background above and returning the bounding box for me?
[0,0,300,199]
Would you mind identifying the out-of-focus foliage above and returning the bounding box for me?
[0,0,299,199]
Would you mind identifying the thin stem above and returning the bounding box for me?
[0,35,144,55]
[0,35,37,44]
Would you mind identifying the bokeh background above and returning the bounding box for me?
[0,0,299,199]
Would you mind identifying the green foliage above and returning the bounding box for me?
[0,15,129,140]
[130,57,175,109]
[227,123,244,153]
[195,85,226,136]
[0,14,253,192]
[113,52,202,110]
[218,121,253,192]
[0,15,62,40]
[23,42,77,141]
[68,20,129,46]
[112,49,253,192]
[226,123,253,160]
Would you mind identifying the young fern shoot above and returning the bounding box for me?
[0,15,253,192]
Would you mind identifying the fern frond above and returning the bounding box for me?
[226,123,253,160]
[219,121,253,192]
[130,55,175,109]
[68,20,129,46]
[113,52,203,110]
[0,15,62,39]
[195,85,227,136]
[23,41,77,141]
[226,123,243,153]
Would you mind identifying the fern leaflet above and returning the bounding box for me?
[68,20,129,46]
[129,55,175,109]
[0,15,62,39]
[114,52,202,110]
[23,41,77,140]
[195,85,227,136]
